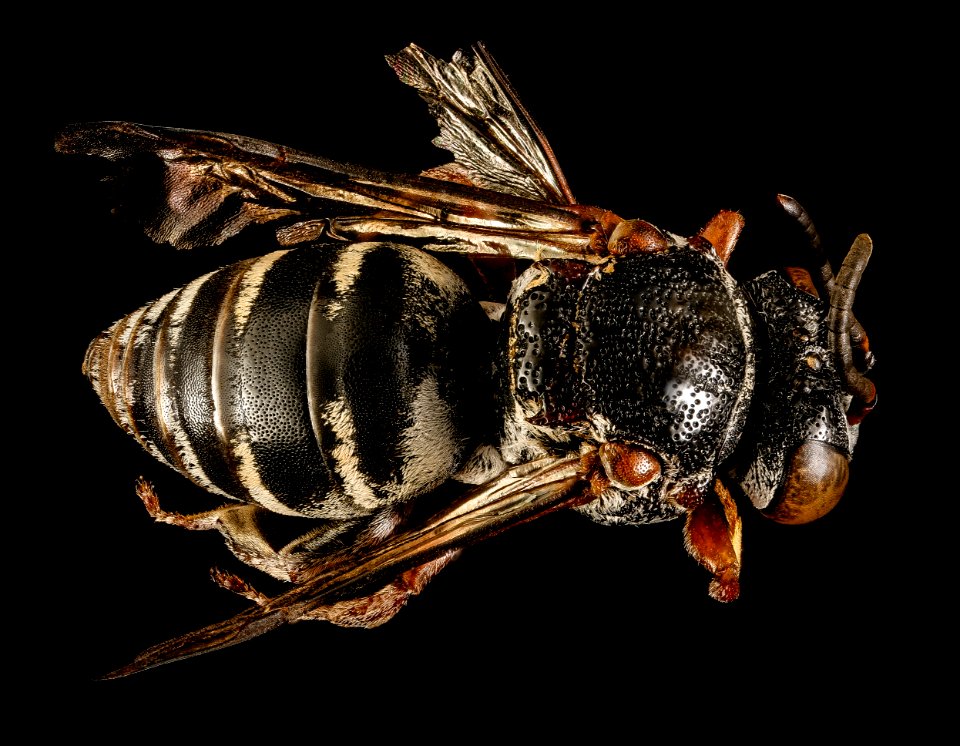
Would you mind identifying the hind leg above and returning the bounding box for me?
[135,478,366,582]
[211,549,461,628]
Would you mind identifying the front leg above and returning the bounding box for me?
[683,479,743,602]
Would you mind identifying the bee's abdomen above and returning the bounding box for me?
[84,243,493,519]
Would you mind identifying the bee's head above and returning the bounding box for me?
[737,212,875,524]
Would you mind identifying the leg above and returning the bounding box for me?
[136,478,455,627]
[298,550,462,627]
[683,478,742,602]
[210,550,461,628]
[135,478,360,582]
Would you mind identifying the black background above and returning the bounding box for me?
[31,13,938,729]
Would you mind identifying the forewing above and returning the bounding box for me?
[101,454,590,678]
[56,121,610,260]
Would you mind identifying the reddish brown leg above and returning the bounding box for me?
[295,550,462,628]
[134,478,363,582]
[210,567,271,606]
[683,479,742,602]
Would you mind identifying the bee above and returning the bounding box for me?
[58,41,875,677]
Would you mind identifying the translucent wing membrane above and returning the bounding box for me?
[56,121,614,260]
[102,453,589,678]
[387,42,576,204]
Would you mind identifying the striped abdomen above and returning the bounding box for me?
[84,243,494,520]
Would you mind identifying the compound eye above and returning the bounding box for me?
[762,441,849,524]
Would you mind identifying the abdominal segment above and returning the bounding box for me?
[84,243,495,520]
